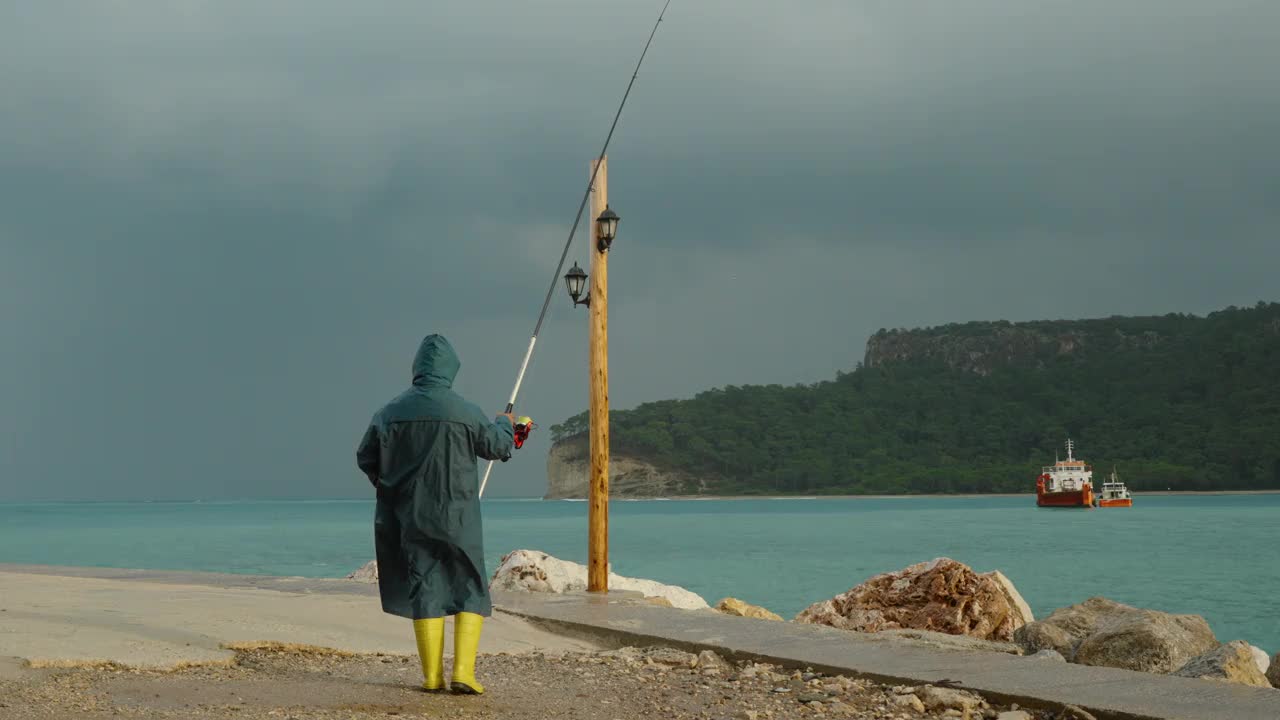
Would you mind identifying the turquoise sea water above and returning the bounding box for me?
[1,495,1276,652]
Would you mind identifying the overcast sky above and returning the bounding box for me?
[2,1,1277,501]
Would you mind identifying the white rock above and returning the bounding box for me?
[696,650,730,672]
[489,549,710,610]
[1248,644,1269,675]
[989,570,1035,625]
[997,712,1034,720]
[345,560,378,582]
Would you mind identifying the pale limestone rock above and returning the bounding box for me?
[917,685,984,713]
[488,549,709,610]
[1246,644,1269,676]
[736,663,780,681]
[1173,640,1272,687]
[1014,621,1076,656]
[998,712,1034,720]
[716,597,784,621]
[794,558,1032,641]
[695,650,730,673]
[1016,596,1217,673]
[1016,596,1125,651]
[889,693,925,712]
[989,570,1035,628]
[1073,610,1217,673]
[345,560,378,582]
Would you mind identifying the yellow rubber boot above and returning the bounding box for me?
[412,618,446,691]
[450,612,485,695]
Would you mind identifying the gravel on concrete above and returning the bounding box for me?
[0,644,1071,720]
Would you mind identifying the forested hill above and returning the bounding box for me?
[548,303,1280,495]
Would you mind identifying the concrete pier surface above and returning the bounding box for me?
[1,564,1277,720]
[496,590,1280,720]
[0,565,598,668]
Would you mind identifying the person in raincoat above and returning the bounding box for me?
[356,334,514,694]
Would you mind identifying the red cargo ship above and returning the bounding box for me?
[1036,439,1094,508]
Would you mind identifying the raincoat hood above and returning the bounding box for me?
[412,334,460,388]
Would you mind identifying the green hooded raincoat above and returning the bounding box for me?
[356,335,514,619]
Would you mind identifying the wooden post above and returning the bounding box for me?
[587,156,610,593]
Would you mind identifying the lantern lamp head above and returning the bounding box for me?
[564,262,589,306]
[595,206,619,252]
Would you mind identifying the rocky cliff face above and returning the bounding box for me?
[863,321,1165,375]
[544,437,703,499]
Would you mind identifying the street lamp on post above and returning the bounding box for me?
[562,157,617,593]
[564,262,589,307]
[595,206,619,253]
[563,207,620,307]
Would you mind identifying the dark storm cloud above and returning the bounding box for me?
[2,1,1277,500]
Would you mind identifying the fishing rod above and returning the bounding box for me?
[480,0,673,498]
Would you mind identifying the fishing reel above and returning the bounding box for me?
[501,416,536,462]
[513,416,536,449]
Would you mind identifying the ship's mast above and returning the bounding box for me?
[1065,438,1075,461]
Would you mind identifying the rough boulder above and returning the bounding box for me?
[793,558,1033,641]
[1173,640,1272,688]
[1268,652,1280,689]
[488,549,710,610]
[1014,597,1218,674]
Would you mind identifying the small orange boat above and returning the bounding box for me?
[1096,468,1133,508]
[1036,439,1094,508]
